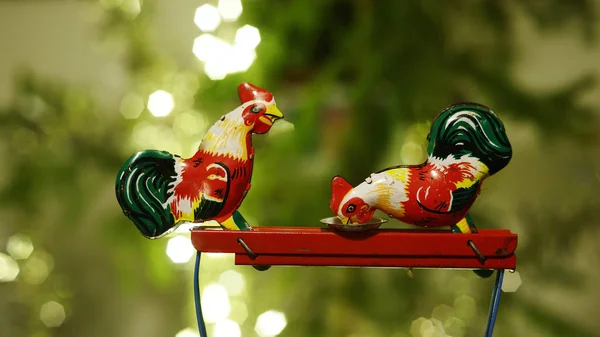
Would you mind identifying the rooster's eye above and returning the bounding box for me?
[346,204,356,213]
[250,105,263,113]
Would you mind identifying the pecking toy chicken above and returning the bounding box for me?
[330,102,512,234]
[116,83,284,239]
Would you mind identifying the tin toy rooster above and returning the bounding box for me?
[330,102,512,234]
[116,83,284,239]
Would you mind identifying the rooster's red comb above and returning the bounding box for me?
[238,82,274,104]
[330,176,353,213]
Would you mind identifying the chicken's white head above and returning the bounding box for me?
[330,176,376,224]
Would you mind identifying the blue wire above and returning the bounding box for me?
[194,251,208,337]
[195,248,505,337]
[484,269,505,337]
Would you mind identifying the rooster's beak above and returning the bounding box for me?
[343,216,361,225]
[265,104,284,122]
[259,105,283,126]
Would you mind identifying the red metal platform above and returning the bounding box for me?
[191,226,518,270]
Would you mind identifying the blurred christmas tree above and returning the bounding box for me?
[1,1,600,337]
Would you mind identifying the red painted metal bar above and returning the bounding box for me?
[191,226,518,270]
[234,254,515,269]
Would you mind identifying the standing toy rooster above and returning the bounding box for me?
[330,103,512,234]
[116,83,284,239]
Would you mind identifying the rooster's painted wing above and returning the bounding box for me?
[416,182,479,214]
[449,183,480,212]
[187,162,231,221]
[167,159,233,225]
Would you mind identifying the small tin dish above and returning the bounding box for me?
[320,216,387,232]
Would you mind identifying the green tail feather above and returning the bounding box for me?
[115,150,178,239]
[427,103,512,175]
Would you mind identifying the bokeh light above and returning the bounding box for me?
[453,295,476,321]
[443,317,466,337]
[119,93,145,119]
[121,0,141,18]
[204,58,230,81]
[235,24,261,50]
[6,233,34,260]
[0,253,20,282]
[192,25,260,80]
[218,0,243,21]
[194,4,221,32]
[225,44,257,73]
[192,33,234,80]
[204,252,229,259]
[172,71,200,97]
[132,121,156,146]
[214,319,241,337]
[255,310,287,337]
[201,44,256,80]
[410,317,428,337]
[218,270,245,296]
[131,122,182,154]
[173,111,208,137]
[147,90,174,117]
[100,0,140,17]
[193,34,230,62]
[175,327,198,337]
[165,235,195,264]
[22,251,54,285]
[201,283,231,323]
[40,301,66,328]
[431,318,451,337]
[410,317,450,337]
[432,304,455,326]
[502,271,522,292]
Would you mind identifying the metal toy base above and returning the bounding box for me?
[191,226,517,269]
[191,226,517,337]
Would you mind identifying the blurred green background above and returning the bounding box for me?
[1,1,600,337]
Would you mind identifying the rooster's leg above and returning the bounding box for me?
[220,211,269,271]
[219,211,252,230]
[450,213,478,233]
[452,213,493,278]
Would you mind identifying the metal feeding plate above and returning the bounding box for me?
[319,216,387,232]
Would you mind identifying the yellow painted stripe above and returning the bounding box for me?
[455,218,471,233]
[220,217,240,230]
